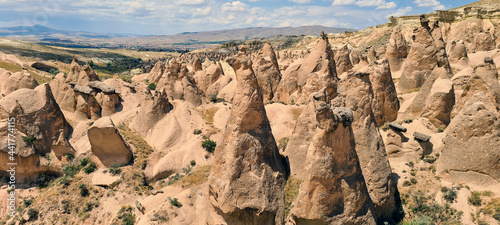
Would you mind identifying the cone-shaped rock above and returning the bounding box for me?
[288,93,376,225]
[386,29,408,72]
[369,59,400,126]
[252,42,282,102]
[335,45,353,75]
[208,49,287,225]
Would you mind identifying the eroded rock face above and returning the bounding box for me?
[194,62,224,95]
[0,84,70,177]
[252,42,282,102]
[369,59,399,126]
[88,117,132,167]
[274,34,337,104]
[398,25,438,92]
[406,67,455,127]
[438,59,500,182]
[66,59,100,86]
[473,31,496,52]
[333,72,397,220]
[288,95,376,225]
[130,88,173,135]
[448,41,468,63]
[386,29,408,71]
[0,69,38,98]
[208,49,287,225]
[335,45,353,75]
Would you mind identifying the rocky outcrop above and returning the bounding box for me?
[473,31,496,52]
[192,55,203,72]
[335,45,353,75]
[194,62,224,95]
[0,84,70,177]
[386,29,408,72]
[252,42,282,102]
[88,117,132,167]
[332,71,397,220]
[369,59,399,126]
[66,59,99,86]
[273,33,337,104]
[438,58,500,182]
[406,67,455,127]
[130,88,173,135]
[0,69,38,98]
[448,41,468,63]
[288,93,376,225]
[398,20,438,92]
[208,49,287,225]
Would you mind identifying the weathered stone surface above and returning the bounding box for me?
[0,68,38,98]
[386,29,408,71]
[92,170,121,187]
[369,59,399,126]
[66,59,100,86]
[88,116,132,167]
[413,132,431,142]
[208,49,287,225]
[88,81,115,94]
[389,123,407,132]
[273,33,337,104]
[473,31,496,52]
[332,71,397,220]
[252,42,282,102]
[288,97,376,225]
[448,41,468,63]
[398,24,438,92]
[335,45,353,75]
[131,88,173,135]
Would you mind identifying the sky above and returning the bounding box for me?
[0,0,478,35]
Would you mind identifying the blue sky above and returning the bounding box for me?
[0,0,477,35]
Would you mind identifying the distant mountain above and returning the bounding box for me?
[0,25,354,50]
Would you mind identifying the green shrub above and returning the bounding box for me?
[27,208,38,220]
[193,129,202,135]
[404,119,413,124]
[493,213,500,221]
[403,180,412,187]
[190,160,196,166]
[209,94,217,103]
[34,173,56,188]
[468,191,482,206]
[80,158,90,167]
[59,175,72,186]
[116,206,135,225]
[410,178,418,184]
[108,163,122,175]
[278,137,290,151]
[202,139,217,153]
[22,135,37,145]
[83,161,97,174]
[62,165,80,177]
[64,153,75,161]
[23,199,33,207]
[148,83,156,90]
[442,187,458,203]
[170,198,182,208]
[79,183,89,197]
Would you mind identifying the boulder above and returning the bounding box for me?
[0,69,38,98]
[413,132,431,142]
[88,117,132,167]
[389,123,407,132]
[208,49,287,225]
[448,41,468,63]
[473,31,496,52]
[92,170,121,187]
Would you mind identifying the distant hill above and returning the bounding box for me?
[451,0,500,11]
[0,25,354,51]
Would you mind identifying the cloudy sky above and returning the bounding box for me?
[0,0,476,35]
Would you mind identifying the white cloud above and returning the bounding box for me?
[376,2,396,9]
[288,0,312,4]
[221,1,249,12]
[389,6,412,17]
[332,0,356,6]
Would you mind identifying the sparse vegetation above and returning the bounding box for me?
[202,138,217,153]
[22,135,37,146]
[469,191,482,206]
[278,137,290,151]
[193,129,202,135]
[112,206,135,225]
[170,198,182,208]
[62,164,80,177]
[27,208,39,220]
[401,190,462,224]
[108,163,122,175]
[79,183,89,197]
[177,165,212,188]
[284,177,301,216]
[83,161,97,174]
[23,199,33,207]
[441,186,459,203]
[64,153,75,161]
[190,160,196,167]
[148,82,157,90]
[49,68,60,76]
[403,119,413,124]
[410,178,418,184]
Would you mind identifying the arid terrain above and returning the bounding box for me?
[0,0,499,225]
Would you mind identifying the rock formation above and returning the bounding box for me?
[448,41,468,63]
[386,29,408,71]
[288,92,376,224]
[208,49,287,225]
[438,58,500,182]
[369,59,399,126]
[252,42,282,102]
[332,71,397,220]
[0,68,38,98]
[334,45,353,75]
[398,17,438,92]
[130,88,173,135]
[88,116,132,167]
[273,33,337,104]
